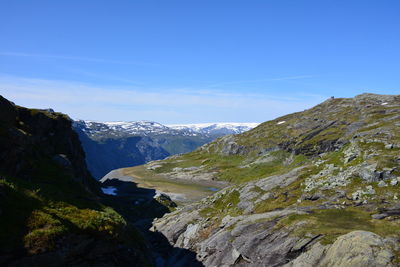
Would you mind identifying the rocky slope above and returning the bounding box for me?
[0,96,156,266]
[74,120,258,179]
[143,93,400,266]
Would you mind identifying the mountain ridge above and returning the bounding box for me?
[74,120,259,139]
[135,93,400,266]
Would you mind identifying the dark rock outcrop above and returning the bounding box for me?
[0,96,154,266]
[0,96,94,188]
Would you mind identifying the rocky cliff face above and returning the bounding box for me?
[145,93,400,266]
[74,126,170,179]
[0,96,93,187]
[0,96,153,266]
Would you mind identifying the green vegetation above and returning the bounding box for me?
[158,135,213,155]
[28,108,70,120]
[129,95,400,264]
[152,149,309,184]
[144,97,399,191]
[151,151,208,173]
[217,151,308,183]
[234,98,360,149]
[252,166,321,213]
[277,207,400,245]
[199,190,241,218]
[0,160,141,255]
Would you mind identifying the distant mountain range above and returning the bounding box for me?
[167,122,260,136]
[73,120,259,179]
[75,120,259,139]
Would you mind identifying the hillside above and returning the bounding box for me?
[74,120,258,179]
[141,93,400,266]
[0,96,154,266]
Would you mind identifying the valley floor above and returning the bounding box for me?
[104,166,225,205]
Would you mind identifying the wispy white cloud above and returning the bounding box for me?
[0,52,158,66]
[269,75,315,81]
[65,68,144,86]
[207,75,315,88]
[170,88,312,102]
[0,75,327,123]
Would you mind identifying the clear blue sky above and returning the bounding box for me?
[0,0,399,123]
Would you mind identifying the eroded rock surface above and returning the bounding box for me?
[286,231,395,267]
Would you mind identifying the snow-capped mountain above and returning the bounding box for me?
[74,120,259,140]
[73,120,259,179]
[75,120,175,139]
[167,122,260,135]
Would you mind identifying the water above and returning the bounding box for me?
[101,186,117,195]
[207,187,219,192]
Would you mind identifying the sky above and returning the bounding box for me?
[0,0,399,123]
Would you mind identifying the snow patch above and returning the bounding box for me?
[381,102,388,105]
[277,121,286,125]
